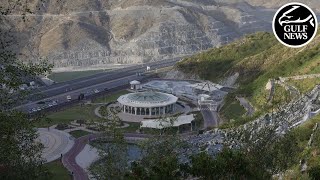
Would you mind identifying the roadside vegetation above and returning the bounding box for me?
[92,90,129,103]
[33,90,130,128]
[33,104,100,128]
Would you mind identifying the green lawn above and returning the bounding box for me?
[287,78,320,94]
[45,160,71,180]
[282,115,320,178]
[119,122,140,133]
[220,98,246,122]
[33,104,101,128]
[34,90,131,128]
[48,70,107,83]
[69,130,92,138]
[93,90,130,103]
[35,90,134,131]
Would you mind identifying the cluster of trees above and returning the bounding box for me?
[0,1,52,179]
[89,130,303,180]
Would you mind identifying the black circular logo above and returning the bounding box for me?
[273,2,318,48]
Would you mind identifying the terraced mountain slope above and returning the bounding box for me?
[2,0,278,71]
[3,0,319,71]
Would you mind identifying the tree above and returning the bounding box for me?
[0,112,48,179]
[128,136,185,180]
[127,116,188,179]
[90,131,129,179]
[89,111,129,179]
[190,149,269,179]
[308,165,320,180]
[0,1,51,179]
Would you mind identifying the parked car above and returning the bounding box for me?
[37,101,45,104]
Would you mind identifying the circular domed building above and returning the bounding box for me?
[117,91,178,116]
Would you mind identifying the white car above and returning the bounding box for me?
[67,95,72,101]
[94,89,100,93]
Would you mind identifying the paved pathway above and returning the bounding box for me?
[62,133,149,180]
[236,97,255,117]
[200,105,219,128]
[37,128,74,162]
[62,134,98,180]
[76,145,99,173]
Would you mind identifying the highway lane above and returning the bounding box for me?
[15,57,181,112]
[30,58,180,100]
[16,74,143,112]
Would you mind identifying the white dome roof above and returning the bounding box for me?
[130,80,141,85]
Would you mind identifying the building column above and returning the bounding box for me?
[163,107,166,115]
[149,108,152,116]
[135,107,137,115]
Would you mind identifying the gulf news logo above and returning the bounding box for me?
[273,2,318,48]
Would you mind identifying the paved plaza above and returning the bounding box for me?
[37,128,75,162]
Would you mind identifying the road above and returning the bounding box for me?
[62,133,149,180]
[200,105,220,129]
[35,58,179,97]
[14,58,181,112]
[236,97,255,117]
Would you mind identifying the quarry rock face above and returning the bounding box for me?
[3,0,318,71]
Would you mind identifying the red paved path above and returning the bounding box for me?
[62,133,149,180]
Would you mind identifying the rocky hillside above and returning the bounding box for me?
[177,30,320,109]
[3,0,319,70]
